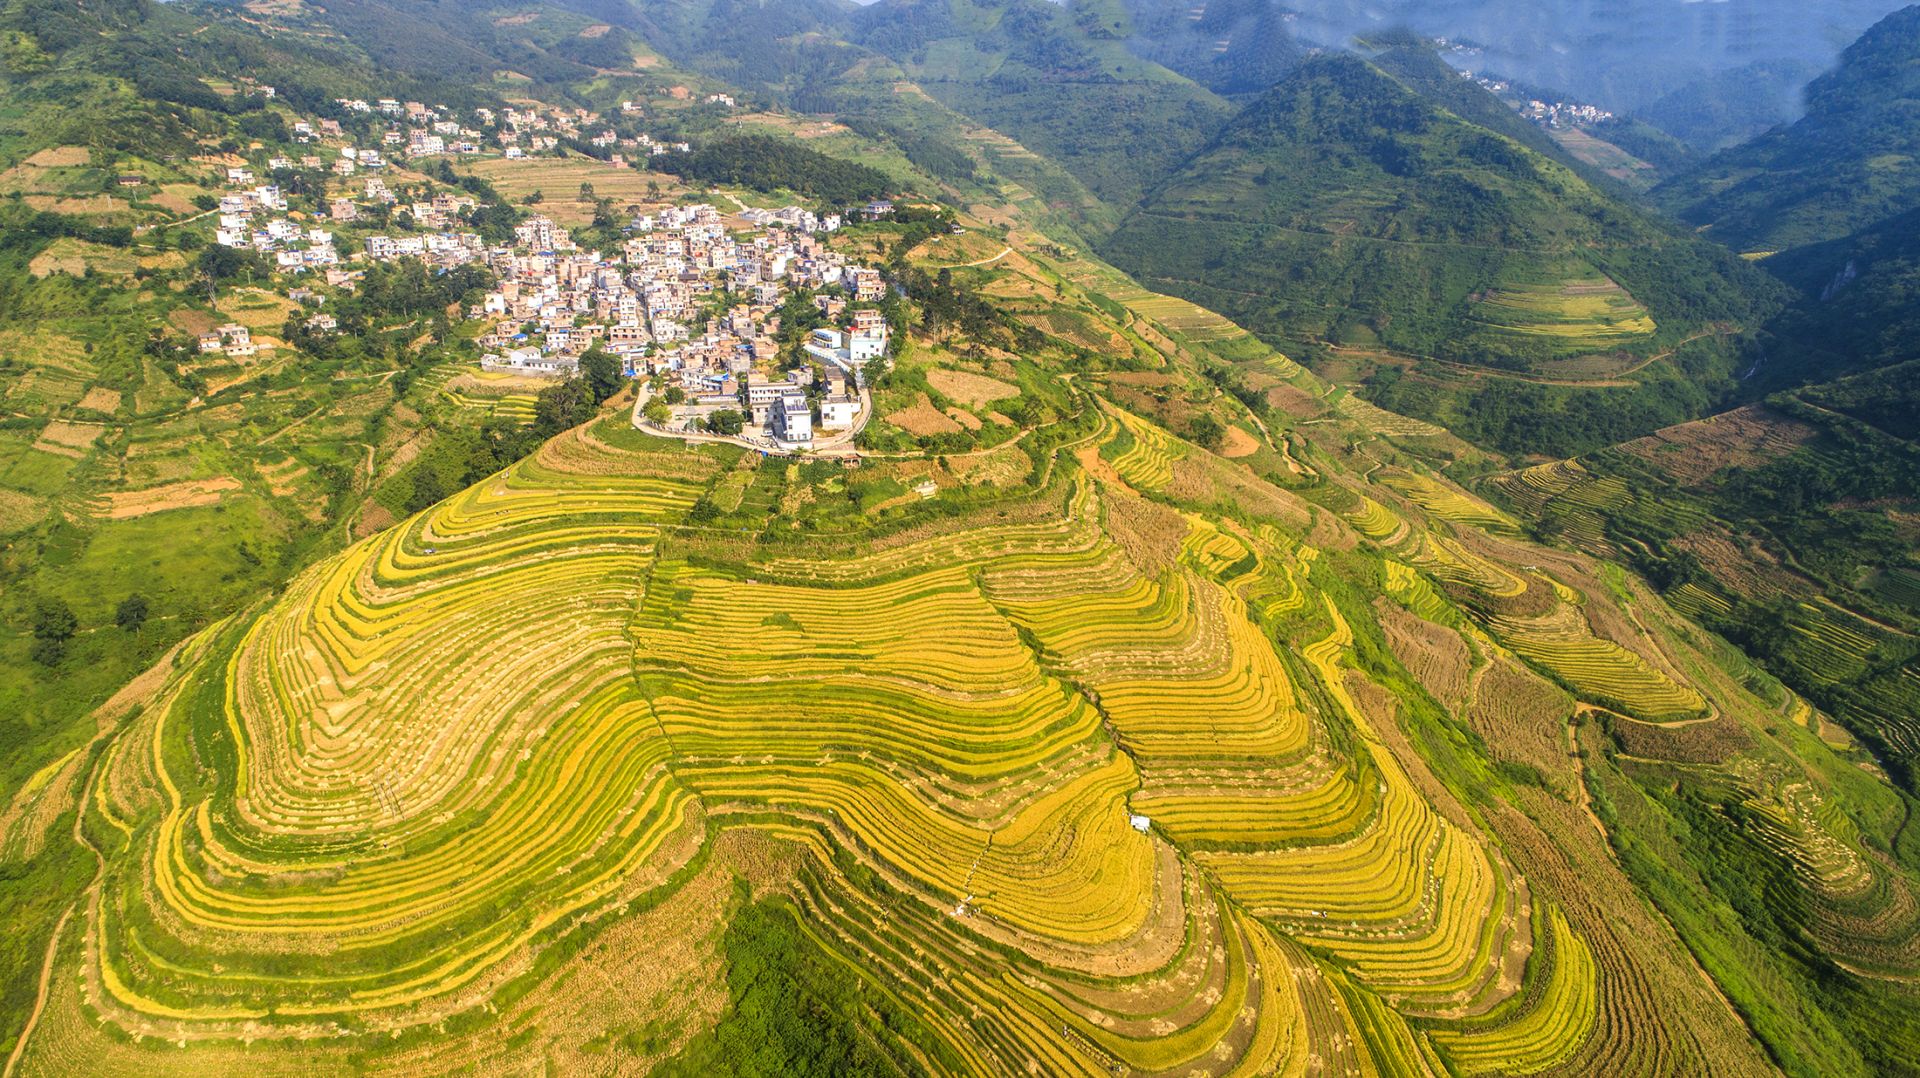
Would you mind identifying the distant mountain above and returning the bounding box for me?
[1629,59,1824,155]
[1657,5,1920,254]
[1101,51,1786,456]
[1117,0,1304,97]
[849,0,1234,213]
[1104,52,1774,361]
[1272,0,1906,116]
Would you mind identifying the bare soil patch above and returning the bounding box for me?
[96,476,240,518]
[1219,425,1259,458]
[927,367,1018,406]
[885,393,962,437]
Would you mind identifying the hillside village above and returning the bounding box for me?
[477,204,886,450]
[194,90,892,452]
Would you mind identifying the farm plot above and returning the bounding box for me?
[1465,265,1656,356]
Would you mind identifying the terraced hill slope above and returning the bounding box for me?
[1100,51,1785,457]
[9,247,1918,1071]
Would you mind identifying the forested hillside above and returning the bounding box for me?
[1102,51,1783,456]
[1657,5,1920,254]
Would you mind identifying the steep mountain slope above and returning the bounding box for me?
[1750,204,1920,388]
[848,0,1234,214]
[1657,5,1920,254]
[1102,52,1784,456]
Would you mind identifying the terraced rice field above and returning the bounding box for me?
[1489,459,1630,551]
[1466,269,1656,355]
[24,408,1761,1075]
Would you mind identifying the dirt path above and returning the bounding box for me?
[958,246,1011,268]
[3,905,70,1078]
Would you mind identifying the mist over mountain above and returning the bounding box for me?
[1117,0,1909,145]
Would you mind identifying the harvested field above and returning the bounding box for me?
[462,157,685,227]
[1379,600,1472,708]
[168,307,222,337]
[23,146,90,168]
[884,393,963,436]
[1265,382,1327,418]
[1470,658,1577,792]
[33,420,106,456]
[927,367,1018,406]
[76,387,122,413]
[95,476,241,518]
[216,288,299,331]
[1669,526,1806,601]
[1619,405,1817,485]
[944,406,982,430]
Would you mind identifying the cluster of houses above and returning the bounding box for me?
[474,205,887,448]
[187,88,894,449]
[318,94,694,168]
[196,322,259,359]
[211,175,343,272]
[1459,70,1614,128]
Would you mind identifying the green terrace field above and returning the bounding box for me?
[1464,263,1657,358]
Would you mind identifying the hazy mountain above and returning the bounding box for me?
[1657,5,1920,254]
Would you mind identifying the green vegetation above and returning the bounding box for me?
[655,135,893,204]
[1656,7,1920,253]
[0,3,1918,1076]
[1102,50,1783,457]
[662,888,928,1078]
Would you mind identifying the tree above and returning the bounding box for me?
[115,594,150,633]
[580,348,623,403]
[643,397,672,424]
[664,386,687,405]
[1187,415,1227,450]
[708,409,745,436]
[406,468,448,513]
[30,597,77,666]
[533,377,597,436]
